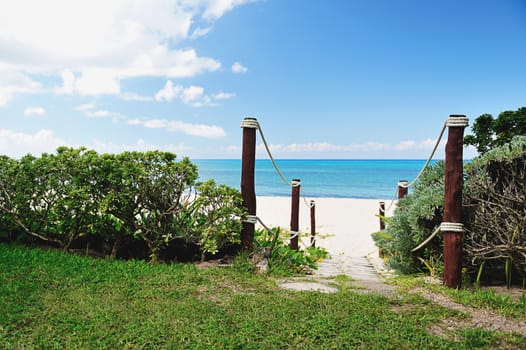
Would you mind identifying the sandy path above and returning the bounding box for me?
[256,196,395,257]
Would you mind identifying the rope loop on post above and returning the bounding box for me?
[446,115,469,128]
[243,215,258,224]
[291,179,301,188]
[289,231,299,240]
[440,222,464,232]
[398,180,409,188]
[240,117,260,129]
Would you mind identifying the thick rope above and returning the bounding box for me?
[440,222,464,232]
[401,120,447,189]
[382,119,448,214]
[253,120,315,209]
[446,115,469,127]
[255,121,296,187]
[244,215,305,242]
[412,226,441,252]
[411,222,465,252]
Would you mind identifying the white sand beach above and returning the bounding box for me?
[256,196,396,257]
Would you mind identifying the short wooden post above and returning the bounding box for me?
[310,200,316,247]
[290,179,301,250]
[443,115,469,289]
[240,117,258,252]
[398,180,409,199]
[379,201,385,230]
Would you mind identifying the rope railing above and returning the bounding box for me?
[241,117,316,248]
[382,118,449,213]
[244,118,316,209]
[381,115,469,253]
[411,223,465,252]
[244,214,313,247]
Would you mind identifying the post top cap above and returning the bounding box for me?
[446,115,469,127]
[240,117,259,129]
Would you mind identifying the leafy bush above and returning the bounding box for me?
[190,180,245,262]
[0,148,101,250]
[0,148,245,263]
[373,161,445,274]
[254,226,328,275]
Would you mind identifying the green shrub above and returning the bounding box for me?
[186,179,246,262]
[0,148,245,263]
[254,226,328,275]
[373,161,445,274]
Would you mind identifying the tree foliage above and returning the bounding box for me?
[464,107,526,154]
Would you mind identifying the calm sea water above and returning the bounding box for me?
[193,159,435,199]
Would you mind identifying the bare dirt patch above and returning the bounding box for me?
[414,288,526,337]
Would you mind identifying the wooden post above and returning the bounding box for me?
[240,117,258,252]
[290,179,301,250]
[379,201,385,230]
[443,115,469,289]
[398,180,409,199]
[310,200,316,247]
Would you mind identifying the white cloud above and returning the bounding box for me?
[57,69,75,94]
[0,0,254,98]
[128,118,226,138]
[91,138,191,155]
[75,103,97,112]
[396,140,417,151]
[24,106,46,116]
[75,69,121,96]
[120,92,153,101]
[190,26,212,39]
[231,62,248,74]
[256,139,446,156]
[213,91,236,100]
[75,103,123,122]
[155,80,184,102]
[0,68,41,106]
[155,80,219,107]
[202,0,255,20]
[0,129,65,158]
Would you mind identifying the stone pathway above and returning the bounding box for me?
[278,252,397,296]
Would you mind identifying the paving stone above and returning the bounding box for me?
[278,281,338,293]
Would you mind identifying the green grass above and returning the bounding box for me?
[1,243,525,349]
[392,275,526,319]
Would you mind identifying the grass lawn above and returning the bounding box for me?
[1,243,525,349]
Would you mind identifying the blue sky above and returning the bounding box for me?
[1,0,525,159]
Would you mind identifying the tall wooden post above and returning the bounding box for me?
[379,201,385,230]
[290,179,301,250]
[398,180,409,199]
[443,115,469,288]
[240,117,258,252]
[310,200,316,247]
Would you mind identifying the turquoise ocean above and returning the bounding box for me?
[193,159,436,199]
